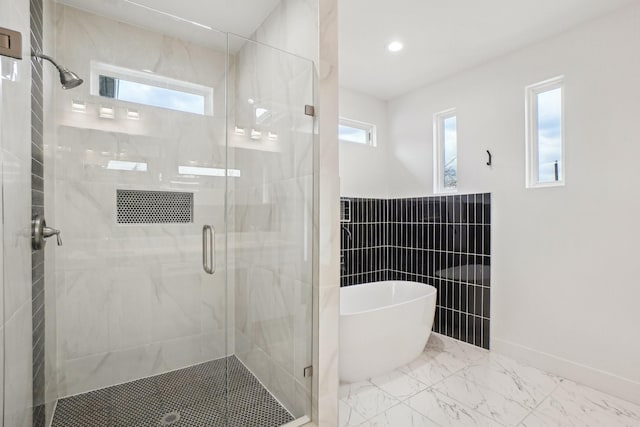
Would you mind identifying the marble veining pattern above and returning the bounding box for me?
[54,5,230,399]
[231,27,315,419]
[339,333,640,426]
[1,0,37,424]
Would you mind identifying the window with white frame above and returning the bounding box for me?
[433,109,457,193]
[90,61,214,116]
[526,76,564,187]
[338,118,376,146]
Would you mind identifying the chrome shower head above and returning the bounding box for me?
[32,52,83,90]
[58,68,83,89]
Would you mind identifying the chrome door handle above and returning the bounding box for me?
[32,215,62,250]
[202,225,215,274]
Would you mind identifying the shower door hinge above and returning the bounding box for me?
[304,105,315,117]
[303,366,313,378]
[0,27,22,60]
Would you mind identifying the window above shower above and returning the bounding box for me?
[90,61,214,116]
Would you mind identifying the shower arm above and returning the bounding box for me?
[31,51,83,89]
[33,52,64,72]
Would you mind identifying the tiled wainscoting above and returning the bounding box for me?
[340,194,491,349]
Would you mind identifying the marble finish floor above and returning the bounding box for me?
[52,356,293,427]
[340,333,640,427]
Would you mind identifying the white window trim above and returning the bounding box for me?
[525,75,565,188]
[338,117,377,146]
[90,61,214,116]
[433,108,457,194]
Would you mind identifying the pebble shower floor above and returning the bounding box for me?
[51,356,293,427]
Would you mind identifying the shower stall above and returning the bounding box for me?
[3,1,315,425]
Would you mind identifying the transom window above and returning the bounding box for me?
[339,118,376,146]
[90,61,214,116]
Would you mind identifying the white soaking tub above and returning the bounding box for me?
[339,281,437,383]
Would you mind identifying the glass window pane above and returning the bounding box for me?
[99,75,206,115]
[536,87,562,183]
[339,124,368,144]
[443,116,457,189]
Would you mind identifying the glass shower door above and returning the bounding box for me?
[52,5,231,426]
[226,34,315,424]
[48,5,314,427]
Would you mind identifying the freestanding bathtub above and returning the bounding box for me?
[339,281,437,383]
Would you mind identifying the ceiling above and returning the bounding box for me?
[339,0,637,100]
[56,0,281,49]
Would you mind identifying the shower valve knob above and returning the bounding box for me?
[43,226,63,246]
[32,215,62,250]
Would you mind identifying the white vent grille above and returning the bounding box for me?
[340,199,351,223]
[117,190,193,224]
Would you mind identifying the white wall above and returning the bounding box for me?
[338,87,390,198]
[385,4,640,404]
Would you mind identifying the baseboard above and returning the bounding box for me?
[492,337,640,406]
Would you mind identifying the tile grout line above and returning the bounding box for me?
[341,335,640,427]
[443,354,563,426]
[351,343,486,425]
[408,361,508,426]
[358,401,445,427]
[385,338,511,425]
[514,380,563,425]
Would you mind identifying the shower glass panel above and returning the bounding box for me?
[53,4,230,425]
[227,34,315,422]
[49,4,313,427]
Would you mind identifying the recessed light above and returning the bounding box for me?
[71,100,86,113]
[387,41,404,52]
[127,108,140,120]
[99,105,115,119]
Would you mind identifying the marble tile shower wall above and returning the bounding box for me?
[54,6,230,397]
[340,194,491,349]
[231,33,314,419]
[248,1,340,423]
[1,0,37,424]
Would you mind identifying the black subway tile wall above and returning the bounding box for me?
[340,198,389,286]
[340,194,491,349]
[31,0,46,424]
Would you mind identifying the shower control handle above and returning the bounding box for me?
[43,226,63,246]
[32,215,62,250]
[202,225,215,274]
